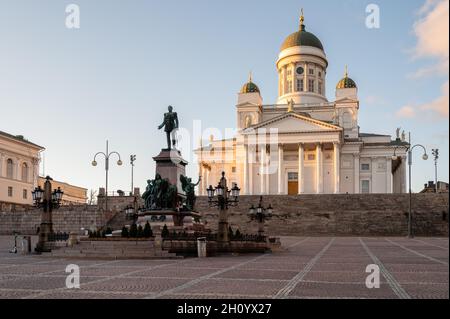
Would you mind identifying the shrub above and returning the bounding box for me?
[137,225,144,238]
[121,226,129,238]
[228,226,234,238]
[105,227,113,235]
[161,224,169,238]
[143,222,153,238]
[235,229,241,239]
[129,224,138,238]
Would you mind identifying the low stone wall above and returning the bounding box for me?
[196,194,449,237]
[1,194,448,236]
[0,205,114,235]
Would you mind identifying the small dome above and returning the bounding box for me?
[336,67,357,89]
[240,73,260,94]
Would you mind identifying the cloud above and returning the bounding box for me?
[413,0,449,63]
[396,106,416,118]
[401,0,449,120]
[419,80,449,117]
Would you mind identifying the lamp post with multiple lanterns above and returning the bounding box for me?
[206,172,240,243]
[32,176,64,252]
[248,196,273,237]
[392,132,428,238]
[130,154,136,195]
[91,140,123,211]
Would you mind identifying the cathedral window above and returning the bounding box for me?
[309,68,314,75]
[308,79,315,92]
[361,163,370,171]
[286,80,292,94]
[296,79,304,92]
[318,81,323,95]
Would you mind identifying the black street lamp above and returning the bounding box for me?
[32,176,64,252]
[91,140,123,211]
[248,196,273,237]
[432,149,439,193]
[392,132,428,238]
[206,171,240,243]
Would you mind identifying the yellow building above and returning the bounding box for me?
[0,131,44,205]
[38,177,87,205]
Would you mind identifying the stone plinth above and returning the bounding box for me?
[153,149,188,192]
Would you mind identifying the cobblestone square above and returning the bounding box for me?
[0,236,447,299]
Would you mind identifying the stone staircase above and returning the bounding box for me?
[105,211,129,231]
[50,240,181,259]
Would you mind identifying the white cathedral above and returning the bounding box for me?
[195,14,409,195]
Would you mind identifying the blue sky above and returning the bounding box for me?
[0,0,448,195]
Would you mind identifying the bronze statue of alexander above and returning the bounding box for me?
[158,105,179,150]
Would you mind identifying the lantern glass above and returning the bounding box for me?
[267,205,273,215]
[56,188,64,201]
[249,205,255,215]
[216,184,224,197]
[257,206,263,214]
[206,185,215,199]
[231,184,240,198]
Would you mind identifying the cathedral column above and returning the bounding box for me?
[278,144,284,194]
[298,143,304,194]
[354,154,360,193]
[265,146,270,194]
[333,142,340,194]
[243,144,249,195]
[291,62,296,92]
[316,143,323,194]
[249,146,254,195]
[386,157,392,193]
[198,163,204,195]
[260,147,265,195]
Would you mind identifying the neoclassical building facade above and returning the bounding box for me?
[0,131,43,205]
[196,14,408,195]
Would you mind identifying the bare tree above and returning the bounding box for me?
[88,189,98,205]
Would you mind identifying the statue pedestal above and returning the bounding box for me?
[153,149,188,192]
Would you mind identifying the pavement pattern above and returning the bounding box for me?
[0,236,448,299]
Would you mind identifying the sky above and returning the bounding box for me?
[0,0,448,195]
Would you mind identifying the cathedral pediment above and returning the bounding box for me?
[243,112,342,134]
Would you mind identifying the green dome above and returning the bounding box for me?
[281,24,324,51]
[240,80,260,94]
[336,76,357,89]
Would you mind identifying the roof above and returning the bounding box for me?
[0,130,44,149]
[360,133,390,137]
[281,23,324,51]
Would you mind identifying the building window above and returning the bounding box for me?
[296,79,304,92]
[286,80,292,94]
[23,189,27,199]
[307,154,316,161]
[232,167,236,173]
[318,71,322,77]
[308,79,315,92]
[288,172,298,181]
[361,163,370,171]
[361,180,370,193]
[6,159,13,179]
[318,81,323,95]
[7,187,13,197]
[309,68,314,75]
[21,163,28,182]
